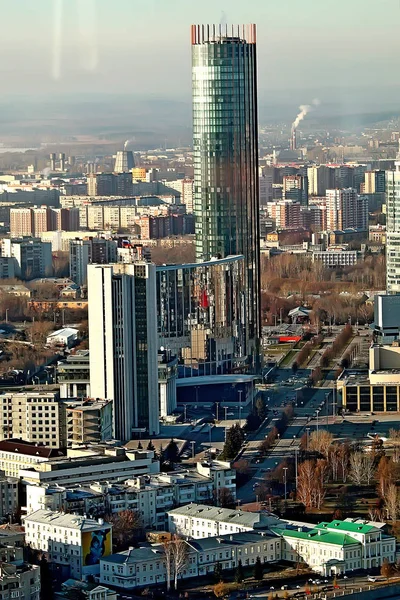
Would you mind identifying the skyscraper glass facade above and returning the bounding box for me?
[156,255,246,377]
[191,24,260,366]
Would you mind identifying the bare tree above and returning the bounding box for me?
[384,484,400,521]
[163,540,173,592]
[349,453,375,486]
[309,430,334,459]
[214,487,235,508]
[109,510,142,550]
[297,460,317,510]
[171,538,189,590]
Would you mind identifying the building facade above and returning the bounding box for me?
[192,24,260,367]
[1,238,52,280]
[23,510,112,580]
[156,255,246,377]
[326,188,368,232]
[88,263,159,439]
[386,146,400,293]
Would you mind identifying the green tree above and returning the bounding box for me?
[165,439,179,463]
[39,554,53,600]
[147,440,155,451]
[137,440,143,449]
[220,424,244,460]
[253,556,263,581]
[234,560,244,584]
[213,561,223,582]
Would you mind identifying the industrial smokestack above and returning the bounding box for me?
[290,128,297,151]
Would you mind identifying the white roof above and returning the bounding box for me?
[48,327,79,338]
[23,509,110,531]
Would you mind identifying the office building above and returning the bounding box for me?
[312,249,358,268]
[158,349,178,417]
[326,188,368,231]
[283,174,308,205]
[192,24,260,366]
[18,447,159,487]
[57,350,91,399]
[49,153,56,172]
[24,510,112,579]
[373,293,400,343]
[88,263,159,439]
[1,238,52,279]
[69,238,118,286]
[0,440,63,479]
[386,144,400,293]
[114,150,134,173]
[156,255,246,376]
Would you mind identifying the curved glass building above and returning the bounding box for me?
[191,24,260,367]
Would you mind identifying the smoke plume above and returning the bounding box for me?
[292,98,320,130]
[124,139,135,150]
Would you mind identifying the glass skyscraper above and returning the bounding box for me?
[191,24,261,367]
[386,143,400,293]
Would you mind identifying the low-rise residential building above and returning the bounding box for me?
[26,462,235,529]
[0,561,40,600]
[168,503,276,539]
[23,510,113,580]
[100,531,281,590]
[0,528,40,600]
[57,580,117,600]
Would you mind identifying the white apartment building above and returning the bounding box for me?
[1,238,52,279]
[167,503,277,539]
[23,510,112,580]
[26,462,235,529]
[165,179,194,212]
[100,531,281,590]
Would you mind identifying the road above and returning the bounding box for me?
[237,368,334,502]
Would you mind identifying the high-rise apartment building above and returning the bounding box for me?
[10,208,33,237]
[192,24,260,364]
[1,238,52,279]
[166,179,194,213]
[283,174,308,205]
[364,170,386,194]
[386,145,400,293]
[69,238,118,286]
[326,188,368,232]
[88,263,159,440]
[307,165,335,196]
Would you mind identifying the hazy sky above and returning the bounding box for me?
[1,0,399,108]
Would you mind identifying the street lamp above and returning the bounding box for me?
[183,404,188,422]
[283,467,288,502]
[238,389,243,425]
[306,427,310,451]
[191,440,196,458]
[316,409,320,434]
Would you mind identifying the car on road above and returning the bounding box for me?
[367,576,377,582]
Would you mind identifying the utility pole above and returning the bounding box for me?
[216,402,219,422]
[294,447,298,490]
[283,467,288,502]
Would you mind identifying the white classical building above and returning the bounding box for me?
[23,510,113,580]
[100,531,281,590]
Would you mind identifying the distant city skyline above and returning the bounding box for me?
[1,0,399,110]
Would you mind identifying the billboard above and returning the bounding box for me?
[82,528,112,567]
